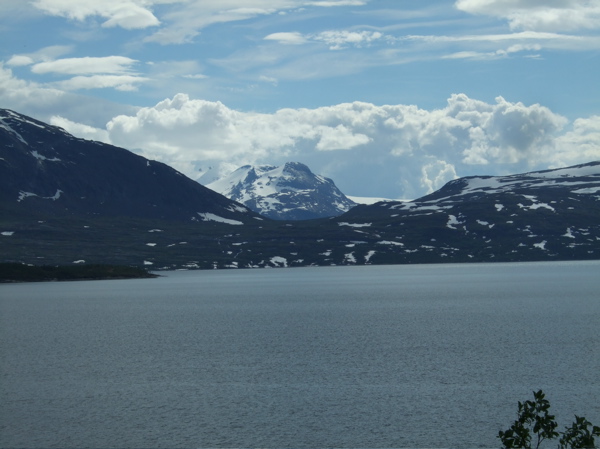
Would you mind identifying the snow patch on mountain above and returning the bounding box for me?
[270,256,288,267]
[339,222,371,228]
[31,150,61,162]
[17,189,63,202]
[197,213,243,225]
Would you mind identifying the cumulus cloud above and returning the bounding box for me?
[455,0,600,32]
[421,159,458,193]
[95,92,596,199]
[552,116,600,167]
[314,124,371,150]
[32,0,161,29]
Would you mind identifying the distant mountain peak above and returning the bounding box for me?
[207,162,356,220]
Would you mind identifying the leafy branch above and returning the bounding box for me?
[498,390,599,449]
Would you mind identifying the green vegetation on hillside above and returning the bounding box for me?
[0,263,157,283]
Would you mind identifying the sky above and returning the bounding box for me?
[1,0,599,199]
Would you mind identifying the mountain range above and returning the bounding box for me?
[206,162,356,220]
[2,108,599,269]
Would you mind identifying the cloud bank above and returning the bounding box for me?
[45,92,595,199]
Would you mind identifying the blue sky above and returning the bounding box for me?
[1,0,599,199]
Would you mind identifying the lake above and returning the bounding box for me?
[1,261,599,448]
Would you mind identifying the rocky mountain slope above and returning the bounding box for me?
[206,162,356,220]
[334,162,600,264]
[1,108,599,269]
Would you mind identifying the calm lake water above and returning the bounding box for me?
[1,261,599,449]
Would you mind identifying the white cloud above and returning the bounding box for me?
[0,64,65,111]
[421,159,458,193]
[6,45,74,67]
[23,56,148,91]
[265,30,383,49]
[142,0,371,45]
[455,0,600,32]
[314,124,371,150]
[50,115,110,142]
[55,74,149,91]
[7,55,35,66]
[31,56,139,75]
[32,0,161,29]
[552,116,600,167]
[313,30,383,49]
[183,74,209,80]
[403,30,592,51]
[258,75,278,85]
[308,1,367,5]
[237,26,598,85]
[96,92,595,199]
[0,64,138,130]
[264,31,308,45]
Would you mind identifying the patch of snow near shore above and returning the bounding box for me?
[1,231,14,236]
[377,240,404,246]
[338,222,371,228]
[365,250,376,262]
[533,241,547,250]
[198,213,243,225]
[270,256,288,267]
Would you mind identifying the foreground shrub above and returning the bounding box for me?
[499,390,600,449]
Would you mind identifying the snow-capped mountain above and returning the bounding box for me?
[206,162,356,220]
[0,108,258,223]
